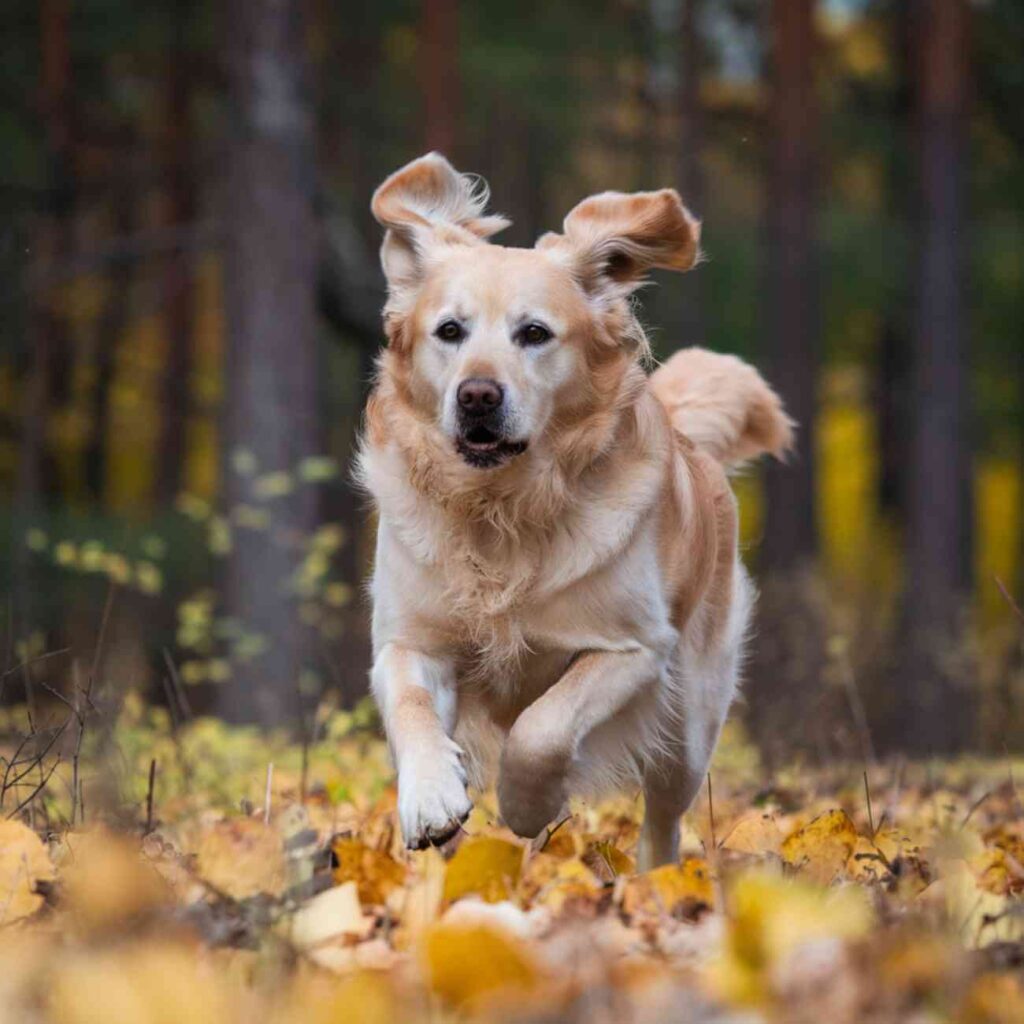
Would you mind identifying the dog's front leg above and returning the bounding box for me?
[371,643,470,849]
[498,648,661,839]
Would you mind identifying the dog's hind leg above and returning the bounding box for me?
[637,740,710,871]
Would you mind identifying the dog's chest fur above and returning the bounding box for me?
[366,439,673,701]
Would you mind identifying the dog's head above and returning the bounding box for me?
[371,153,701,471]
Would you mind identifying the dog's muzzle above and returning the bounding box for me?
[454,377,528,468]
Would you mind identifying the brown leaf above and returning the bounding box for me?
[331,837,405,905]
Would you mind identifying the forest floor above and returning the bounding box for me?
[1,699,1023,1024]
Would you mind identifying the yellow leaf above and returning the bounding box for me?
[274,972,401,1024]
[0,820,53,924]
[422,923,538,1009]
[443,837,523,905]
[194,818,286,899]
[58,828,171,934]
[710,870,873,1006]
[781,809,858,883]
[622,856,714,916]
[524,855,601,915]
[331,837,405,906]
[48,942,231,1024]
[722,811,783,857]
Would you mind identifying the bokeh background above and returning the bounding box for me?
[1,0,1021,762]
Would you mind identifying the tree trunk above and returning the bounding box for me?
[220,0,320,726]
[157,0,197,506]
[899,0,974,753]
[876,0,914,522]
[15,0,74,639]
[746,0,825,768]
[762,0,818,570]
[678,0,705,346]
[420,0,459,156]
[85,145,135,502]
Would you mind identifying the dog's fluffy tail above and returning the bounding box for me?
[648,347,794,468]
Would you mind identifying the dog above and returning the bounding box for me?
[358,153,792,869]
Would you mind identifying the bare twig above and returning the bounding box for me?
[995,576,1024,626]
[836,645,876,767]
[1,647,72,681]
[145,758,157,834]
[264,763,274,825]
[961,789,994,831]
[162,648,193,721]
[69,660,88,825]
[159,659,195,795]
[89,582,118,698]
[533,814,573,855]
[864,770,875,837]
[6,757,61,820]
[707,773,717,851]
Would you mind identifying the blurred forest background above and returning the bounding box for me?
[1,0,1021,762]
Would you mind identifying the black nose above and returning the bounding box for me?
[457,378,503,416]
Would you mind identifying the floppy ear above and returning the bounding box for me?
[541,189,701,296]
[371,152,509,292]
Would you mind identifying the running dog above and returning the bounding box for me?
[358,153,792,868]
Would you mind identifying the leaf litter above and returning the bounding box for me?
[0,708,1022,1023]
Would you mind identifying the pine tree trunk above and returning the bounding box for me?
[220,0,320,726]
[420,0,459,156]
[746,0,826,767]
[157,0,197,507]
[16,0,74,637]
[762,0,818,570]
[899,0,974,753]
[678,0,705,346]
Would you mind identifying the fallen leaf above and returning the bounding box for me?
[422,922,538,1009]
[58,828,171,933]
[332,837,404,905]
[781,809,858,884]
[443,897,535,938]
[582,839,634,881]
[622,857,714,917]
[288,881,373,954]
[0,820,53,924]
[443,836,523,905]
[710,871,872,1006]
[47,941,232,1024]
[194,818,286,899]
[722,812,783,857]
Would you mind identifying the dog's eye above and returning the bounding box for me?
[434,319,465,343]
[518,322,552,346]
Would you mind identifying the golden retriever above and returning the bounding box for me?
[359,153,792,868]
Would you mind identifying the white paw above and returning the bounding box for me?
[398,737,472,850]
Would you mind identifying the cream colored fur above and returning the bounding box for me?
[359,153,792,867]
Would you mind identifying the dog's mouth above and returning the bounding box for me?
[455,425,529,468]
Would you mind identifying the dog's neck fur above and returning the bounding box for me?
[364,347,655,537]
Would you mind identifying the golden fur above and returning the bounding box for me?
[359,153,792,867]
